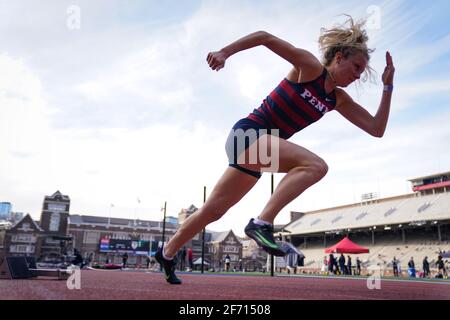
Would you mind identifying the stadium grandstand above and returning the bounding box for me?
[282,171,450,276]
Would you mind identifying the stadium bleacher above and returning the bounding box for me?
[283,173,450,276]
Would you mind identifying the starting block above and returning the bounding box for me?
[0,256,70,280]
[29,268,71,280]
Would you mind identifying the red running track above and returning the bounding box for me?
[0,270,449,300]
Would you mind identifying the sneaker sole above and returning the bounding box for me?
[245,230,286,257]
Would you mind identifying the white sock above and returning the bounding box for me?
[253,218,271,226]
[162,247,174,260]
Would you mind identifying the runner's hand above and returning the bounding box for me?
[382,51,395,85]
[207,50,227,71]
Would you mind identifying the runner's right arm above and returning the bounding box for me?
[207,31,322,76]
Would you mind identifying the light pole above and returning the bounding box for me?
[271,173,275,277]
[108,203,114,227]
[160,201,167,271]
[162,201,167,245]
[134,197,141,227]
[201,186,206,274]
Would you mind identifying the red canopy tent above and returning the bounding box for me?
[325,236,369,254]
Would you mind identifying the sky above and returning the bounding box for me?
[1,0,450,237]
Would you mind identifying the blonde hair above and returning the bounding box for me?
[318,15,375,82]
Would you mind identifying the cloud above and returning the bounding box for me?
[396,34,450,74]
[75,40,193,104]
[0,54,51,160]
[0,54,59,213]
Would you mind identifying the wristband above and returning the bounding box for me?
[384,84,394,93]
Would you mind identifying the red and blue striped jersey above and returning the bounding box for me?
[247,68,337,139]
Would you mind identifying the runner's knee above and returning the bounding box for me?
[307,157,328,180]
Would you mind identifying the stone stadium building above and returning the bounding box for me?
[282,172,450,273]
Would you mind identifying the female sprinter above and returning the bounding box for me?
[156,17,395,284]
